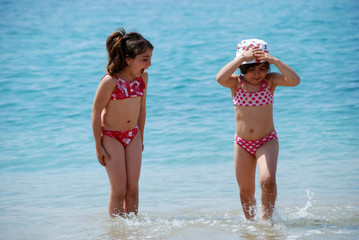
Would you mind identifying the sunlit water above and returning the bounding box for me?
[1,0,358,239]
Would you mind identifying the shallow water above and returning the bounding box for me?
[1,0,359,239]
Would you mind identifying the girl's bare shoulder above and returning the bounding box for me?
[141,70,149,85]
[99,74,117,89]
[266,72,282,85]
[101,74,117,83]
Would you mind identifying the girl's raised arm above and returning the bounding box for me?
[256,51,300,87]
[270,58,300,87]
[216,57,242,89]
[217,47,257,88]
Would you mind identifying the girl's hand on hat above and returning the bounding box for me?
[241,46,257,61]
[255,50,276,63]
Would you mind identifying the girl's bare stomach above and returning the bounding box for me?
[101,98,141,131]
[234,105,274,140]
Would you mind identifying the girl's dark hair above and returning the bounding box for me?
[239,62,270,74]
[106,28,153,76]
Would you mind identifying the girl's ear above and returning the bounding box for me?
[125,56,132,66]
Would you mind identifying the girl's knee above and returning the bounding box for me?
[239,187,255,199]
[111,187,127,201]
[260,175,276,191]
[126,184,139,198]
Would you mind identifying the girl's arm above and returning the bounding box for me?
[216,46,256,88]
[91,75,116,166]
[216,57,241,88]
[256,51,300,87]
[139,71,148,151]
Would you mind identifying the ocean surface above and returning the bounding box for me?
[1,0,359,239]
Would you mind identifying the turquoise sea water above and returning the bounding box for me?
[1,0,359,239]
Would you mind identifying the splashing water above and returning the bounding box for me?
[298,189,315,218]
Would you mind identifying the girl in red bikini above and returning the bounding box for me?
[91,28,153,217]
[216,39,300,222]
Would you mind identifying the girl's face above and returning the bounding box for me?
[126,48,153,78]
[244,63,268,85]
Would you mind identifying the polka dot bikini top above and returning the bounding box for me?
[107,75,145,100]
[232,75,273,107]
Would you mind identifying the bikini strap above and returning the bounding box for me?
[260,78,269,90]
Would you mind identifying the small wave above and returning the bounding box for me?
[93,190,359,240]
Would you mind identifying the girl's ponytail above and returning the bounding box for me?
[106,28,126,76]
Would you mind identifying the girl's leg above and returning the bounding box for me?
[234,143,257,220]
[124,132,142,214]
[256,138,279,220]
[102,135,127,217]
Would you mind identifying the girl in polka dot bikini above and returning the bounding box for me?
[216,39,300,222]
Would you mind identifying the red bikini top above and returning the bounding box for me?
[232,75,273,107]
[109,75,145,100]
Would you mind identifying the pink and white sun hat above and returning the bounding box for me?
[236,39,269,64]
